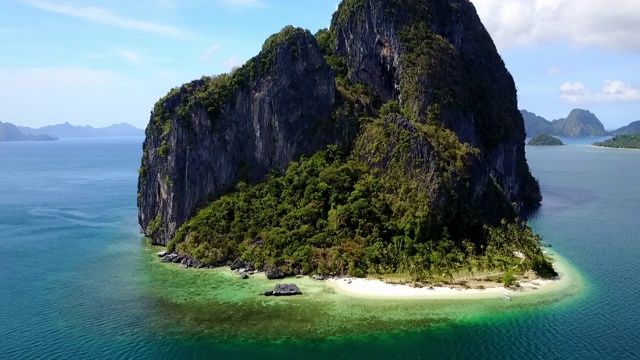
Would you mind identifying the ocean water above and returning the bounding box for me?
[0,137,638,359]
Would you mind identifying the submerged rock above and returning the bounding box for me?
[262,283,302,296]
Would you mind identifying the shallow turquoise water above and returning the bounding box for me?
[0,137,638,359]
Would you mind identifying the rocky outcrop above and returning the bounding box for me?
[262,283,302,296]
[265,267,286,280]
[138,27,354,245]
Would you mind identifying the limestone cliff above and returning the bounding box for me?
[139,0,542,247]
[138,27,354,244]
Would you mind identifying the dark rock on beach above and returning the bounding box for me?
[230,258,245,270]
[160,252,206,268]
[265,267,286,279]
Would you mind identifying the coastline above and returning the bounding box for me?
[324,251,576,300]
[150,244,579,302]
[591,145,640,151]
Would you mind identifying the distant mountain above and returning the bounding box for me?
[612,120,640,135]
[521,110,552,137]
[18,122,144,138]
[551,109,608,137]
[0,121,57,142]
[99,123,145,136]
[521,109,608,138]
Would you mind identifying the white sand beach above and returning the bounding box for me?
[325,253,574,300]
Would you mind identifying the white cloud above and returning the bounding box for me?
[200,44,222,63]
[222,56,244,70]
[471,0,640,51]
[23,0,194,39]
[115,49,145,66]
[560,80,640,104]
[547,66,563,76]
[219,0,264,9]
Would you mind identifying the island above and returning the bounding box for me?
[611,120,640,135]
[0,121,57,141]
[594,133,640,149]
[527,134,564,146]
[138,0,557,292]
[18,122,144,138]
[521,109,609,138]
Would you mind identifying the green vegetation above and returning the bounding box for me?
[169,144,556,282]
[594,134,640,149]
[149,214,162,235]
[527,134,564,146]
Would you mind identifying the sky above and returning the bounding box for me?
[1,0,638,130]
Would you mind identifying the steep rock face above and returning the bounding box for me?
[333,0,540,209]
[139,28,350,245]
[551,109,607,137]
[353,114,514,240]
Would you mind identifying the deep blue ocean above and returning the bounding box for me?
[1,136,639,359]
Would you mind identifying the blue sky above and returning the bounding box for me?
[1,0,638,130]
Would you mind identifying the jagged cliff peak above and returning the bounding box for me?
[139,0,541,250]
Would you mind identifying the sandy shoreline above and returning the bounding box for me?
[324,252,574,300]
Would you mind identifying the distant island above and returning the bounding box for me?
[18,122,144,138]
[521,109,608,138]
[0,121,57,142]
[528,134,564,146]
[594,134,640,149]
[612,121,640,135]
[522,109,639,139]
